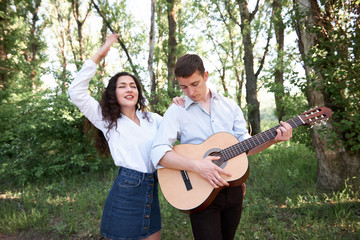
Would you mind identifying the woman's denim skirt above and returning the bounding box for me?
[100,167,161,240]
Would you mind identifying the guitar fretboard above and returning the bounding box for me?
[220,116,305,161]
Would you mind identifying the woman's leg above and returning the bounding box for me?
[143,230,161,240]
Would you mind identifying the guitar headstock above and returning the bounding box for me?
[299,106,332,126]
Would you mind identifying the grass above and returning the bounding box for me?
[0,143,359,239]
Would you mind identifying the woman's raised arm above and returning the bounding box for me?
[91,33,119,64]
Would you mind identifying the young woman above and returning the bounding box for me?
[69,33,175,240]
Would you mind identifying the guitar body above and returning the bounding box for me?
[158,132,249,214]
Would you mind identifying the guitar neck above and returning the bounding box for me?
[220,116,305,160]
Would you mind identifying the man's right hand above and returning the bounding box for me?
[158,151,232,188]
[195,156,232,188]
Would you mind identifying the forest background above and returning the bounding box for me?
[0,0,359,239]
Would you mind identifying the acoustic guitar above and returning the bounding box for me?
[158,106,332,213]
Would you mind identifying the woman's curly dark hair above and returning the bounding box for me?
[85,72,148,157]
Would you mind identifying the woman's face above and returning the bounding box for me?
[115,75,139,110]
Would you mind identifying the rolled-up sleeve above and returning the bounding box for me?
[150,105,182,169]
[233,104,251,142]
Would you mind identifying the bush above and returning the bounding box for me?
[0,91,113,186]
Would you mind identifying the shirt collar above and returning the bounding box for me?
[183,88,220,109]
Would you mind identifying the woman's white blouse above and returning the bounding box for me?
[68,60,162,173]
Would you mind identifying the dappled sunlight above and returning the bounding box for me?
[0,194,21,200]
[277,194,360,209]
[0,191,75,206]
[47,196,76,206]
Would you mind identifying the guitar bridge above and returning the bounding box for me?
[180,170,193,191]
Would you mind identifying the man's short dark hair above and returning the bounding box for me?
[174,54,205,78]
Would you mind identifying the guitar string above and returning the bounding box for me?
[219,117,303,161]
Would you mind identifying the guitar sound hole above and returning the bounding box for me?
[208,150,226,168]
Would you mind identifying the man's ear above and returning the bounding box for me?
[204,71,209,81]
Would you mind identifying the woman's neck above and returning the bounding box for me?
[121,108,140,125]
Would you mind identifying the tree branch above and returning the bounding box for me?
[249,0,260,22]
[90,0,142,87]
[225,1,241,28]
[255,23,272,78]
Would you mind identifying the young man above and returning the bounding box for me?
[151,54,292,240]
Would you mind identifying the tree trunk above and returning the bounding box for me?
[293,0,360,190]
[53,0,69,94]
[219,65,228,95]
[167,0,177,98]
[238,0,260,135]
[29,0,41,90]
[148,0,158,111]
[272,0,285,121]
[71,0,91,70]
[99,22,107,76]
[236,70,244,107]
[0,0,8,98]
[214,1,241,102]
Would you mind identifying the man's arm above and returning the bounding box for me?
[159,151,231,188]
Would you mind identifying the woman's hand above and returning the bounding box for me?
[91,33,119,64]
[171,97,185,107]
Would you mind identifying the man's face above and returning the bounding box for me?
[177,70,209,102]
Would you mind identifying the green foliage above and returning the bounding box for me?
[310,27,360,152]
[149,87,183,115]
[281,94,313,147]
[0,0,47,102]
[0,92,113,186]
[260,94,313,148]
[293,1,360,154]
